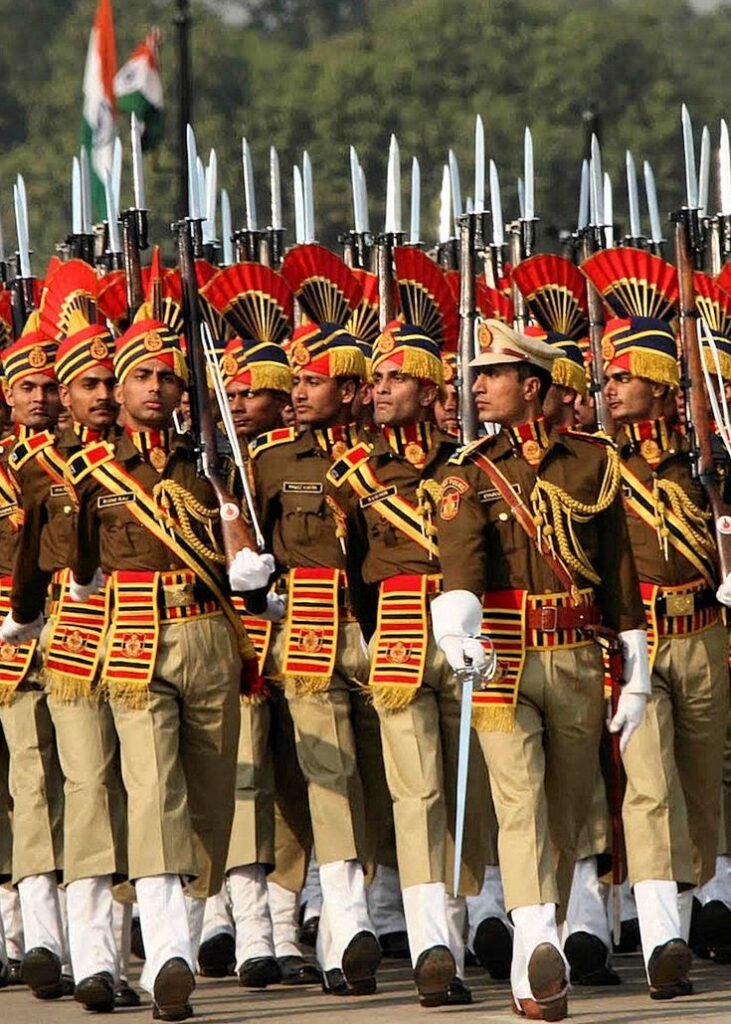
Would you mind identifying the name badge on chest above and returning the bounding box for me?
[359,486,397,508]
[50,484,69,498]
[98,492,134,509]
[283,481,324,494]
[479,483,521,503]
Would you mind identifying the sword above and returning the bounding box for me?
[453,646,497,897]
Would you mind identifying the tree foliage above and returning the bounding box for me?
[1,0,731,267]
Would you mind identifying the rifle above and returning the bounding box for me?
[173,216,261,564]
[674,209,731,576]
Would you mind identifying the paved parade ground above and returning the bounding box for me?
[1,954,730,1024]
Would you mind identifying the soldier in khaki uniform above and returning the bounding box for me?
[328,251,492,1008]
[249,293,381,993]
[0,327,67,1000]
[432,320,648,1020]
[2,311,134,1011]
[580,251,731,999]
[65,317,271,1021]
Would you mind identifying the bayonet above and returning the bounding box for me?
[131,112,146,210]
[489,160,504,247]
[474,114,485,214]
[524,126,535,221]
[196,157,207,233]
[242,137,258,231]
[577,158,589,233]
[350,146,364,233]
[626,150,642,240]
[589,134,604,228]
[72,157,82,236]
[14,177,31,278]
[221,189,233,266]
[293,165,305,244]
[644,161,663,244]
[385,134,401,234]
[699,124,711,218]
[270,146,282,230]
[303,150,315,243]
[186,124,201,220]
[720,120,731,217]
[359,165,370,233]
[682,103,699,208]
[80,147,92,233]
[438,165,451,244]
[517,176,525,220]
[112,135,122,212]
[603,172,614,248]
[409,156,421,245]
[104,170,120,255]
[448,149,462,232]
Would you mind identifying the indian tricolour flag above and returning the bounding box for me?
[81,0,118,220]
[115,29,164,151]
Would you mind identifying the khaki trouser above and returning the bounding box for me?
[478,645,606,914]
[622,623,729,888]
[0,687,64,884]
[269,683,313,892]
[277,619,369,866]
[376,634,491,895]
[225,699,275,871]
[719,707,731,856]
[352,689,399,878]
[111,614,241,898]
[0,730,12,880]
[48,695,128,884]
[575,765,611,867]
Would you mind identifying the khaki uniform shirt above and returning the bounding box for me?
[437,427,645,633]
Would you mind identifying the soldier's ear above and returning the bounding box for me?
[419,381,438,407]
[113,382,125,407]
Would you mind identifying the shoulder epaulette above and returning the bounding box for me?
[66,441,116,484]
[9,430,55,470]
[248,426,298,460]
[562,429,617,450]
[448,433,495,465]
[326,442,374,487]
[0,435,14,454]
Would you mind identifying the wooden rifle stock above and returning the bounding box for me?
[674,211,731,577]
[376,233,396,330]
[174,218,258,564]
[121,210,145,322]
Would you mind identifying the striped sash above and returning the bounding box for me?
[281,567,339,694]
[43,568,110,699]
[0,576,37,702]
[102,572,160,703]
[472,589,528,732]
[368,574,433,710]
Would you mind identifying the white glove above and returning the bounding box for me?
[69,568,104,603]
[431,589,487,672]
[609,691,647,755]
[0,611,44,643]
[228,548,276,593]
[259,593,286,622]
[608,628,651,755]
[717,572,731,607]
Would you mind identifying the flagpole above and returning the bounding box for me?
[174,0,192,220]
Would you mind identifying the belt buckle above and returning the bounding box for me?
[540,605,558,633]
[664,592,695,616]
[163,583,195,609]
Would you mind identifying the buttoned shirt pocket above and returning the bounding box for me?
[280,489,328,548]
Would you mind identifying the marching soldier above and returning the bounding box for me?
[0,323,68,1000]
[251,245,381,994]
[582,250,730,999]
[328,248,491,1007]
[432,319,648,1020]
[64,315,270,1021]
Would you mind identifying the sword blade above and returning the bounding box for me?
[524,126,534,220]
[453,667,474,897]
[221,188,233,266]
[474,114,485,214]
[242,137,258,231]
[489,159,504,247]
[682,103,699,208]
[626,150,641,238]
[409,156,421,244]
[643,160,663,243]
[721,120,731,217]
[270,146,282,230]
